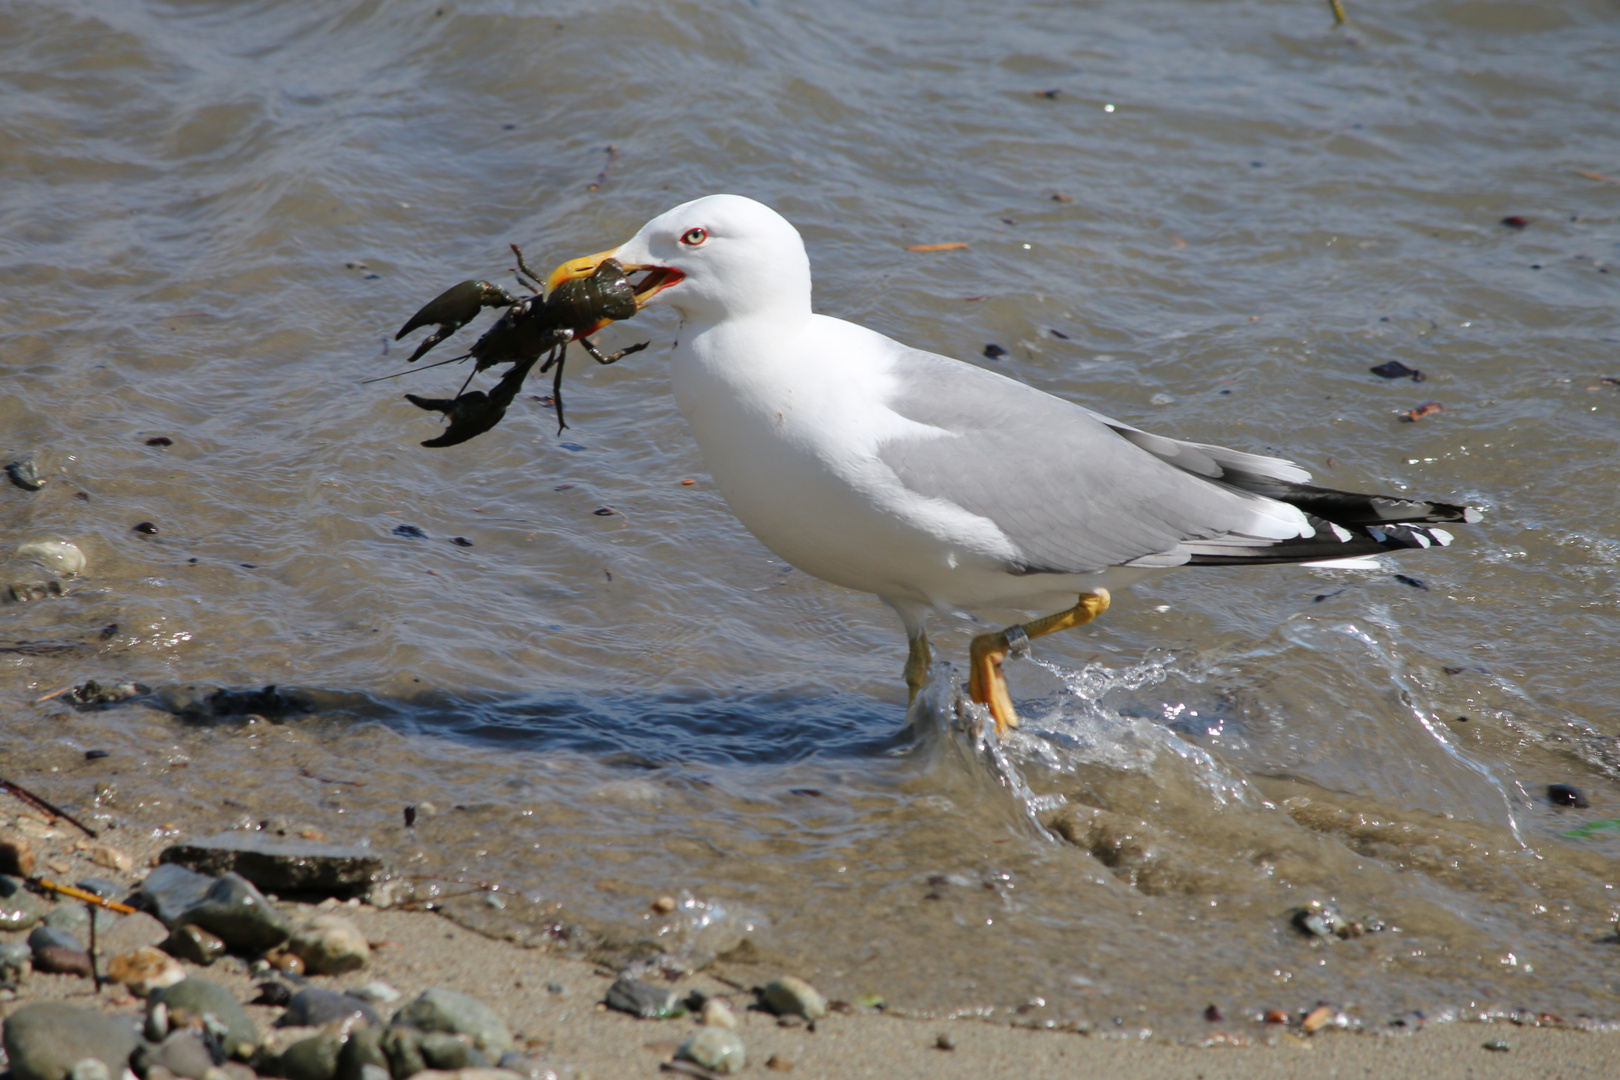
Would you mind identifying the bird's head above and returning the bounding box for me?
[546,194,812,329]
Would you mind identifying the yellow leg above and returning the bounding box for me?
[968,589,1111,736]
[904,631,932,703]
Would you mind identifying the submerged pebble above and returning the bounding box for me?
[15,539,85,576]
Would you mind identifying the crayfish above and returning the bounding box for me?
[385,245,649,447]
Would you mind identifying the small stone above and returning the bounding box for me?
[74,878,122,900]
[4,459,45,492]
[133,864,218,927]
[765,1054,794,1071]
[266,946,304,975]
[44,904,116,940]
[1264,1009,1289,1025]
[604,975,684,1019]
[16,539,84,575]
[2,1003,140,1080]
[934,1032,956,1050]
[700,997,738,1030]
[1483,1038,1511,1051]
[29,924,84,954]
[287,912,369,974]
[0,940,32,980]
[107,947,186,996]
[676,1027,745,1074]
[277,1031,343,1080]
[251,981,292,1007]
[1204,1004,1223,1022]
[336,1026,388,1079]
[69,1061,111,1080]
[132,1029,216,1080]
[162,924,227,965]
[349,980,402,1005]
[392,986,514,1054]
[1302,1005,1334,1033]
[651,895,676,914]
[1548,783,1589,808]
[277,987,380,1029]
[182,872,291,953]
[0,830,36,877]
[89,843,135,874]
[149,978,258,1059]
[0,880,44,930]
[761,976,827,1020]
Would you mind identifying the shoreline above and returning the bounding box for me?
[0,797,1613,1080]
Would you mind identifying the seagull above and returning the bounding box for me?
[545,194,1478,735]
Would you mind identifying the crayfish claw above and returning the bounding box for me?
[396,280,523,361]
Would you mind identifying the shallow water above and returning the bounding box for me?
[4,0,1620,1038]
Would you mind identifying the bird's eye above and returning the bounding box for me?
[680,227,708,246]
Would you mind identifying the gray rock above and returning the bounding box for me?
[379,1026,426,1080]
[0,882,44,931]
[278,987,380,1029]
[604,975,684,1019]
[2,1003,140,1080]
[392,987,513,1054]
[277,1031,342,1080]
[159,834,384,900]
[133,864,218,927]
[357,1067,390,1080]
[149,978,257,1058]
[677,1027,745,1074]
[28,924,84,955]
[33,945,92,977]
[181,872,290,953]
[334,1026,387,1080]
[74,878,122,900]
[0,940,32,980]
[162,924,227,965]
[131,1029,217,1080]
[68,1061,110,1080]
[418,1031,489,1069]
[44,903,116,940]
[761,975,827,1020]
[349,980,401,1004]
[287,912,369,974]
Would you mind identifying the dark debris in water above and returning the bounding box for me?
[60,680,151,707]
[392,524,427,539]
[1393,574,1429,591]
[1548,783,1589,809]
[4,458,44,492]
[983,343,1008,360]
[1369,360,1425,382]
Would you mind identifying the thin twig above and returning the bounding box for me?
[0,777,97,837]
[33,686,73,703]
[88,900,99,989]
[1328,0,1348,25]
[32,878,136,915]
[586,144,620,191]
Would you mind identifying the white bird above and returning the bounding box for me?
[546,195,1477,734]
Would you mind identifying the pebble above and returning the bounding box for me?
[44,904,116,941]
[1548,783,1589,808]
[133,864,217,927]
[392,986,514,1055]
[1,1003,140,1080]
[700,997,738,1030]
[182,872,291,953]
[0,880,44,931]
[32,946,92,977]
[934,1032,956,1050]
[765,1054,794,1071]
[604,975,684,1019]
[350,980,402,1004]
[107,947,186,996]
[15,539,85,576]
[266,946,305,975]
[0,831,37,877]
[29,924,84,955]
[162,924,227,965]
[287,912,370,974]
[149,978,258,1059]
[276,1031,343,1080]
[761,976,827,1021]
[132,1029,216,1080]
[69,1062,111,1080]
[677,1027,746,1074]
[74,878,123,900]
[277,987,380,1029]
[88,843,134,874]
[4,459,46,492]
[0,940,32,981]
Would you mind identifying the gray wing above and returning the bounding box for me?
[875,348,1313,574]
